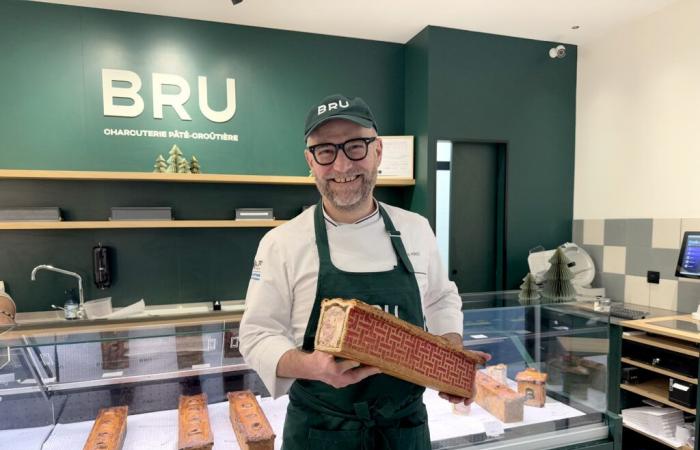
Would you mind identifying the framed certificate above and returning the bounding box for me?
[378,135,413,178]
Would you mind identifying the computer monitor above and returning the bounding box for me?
[676,231,700,279]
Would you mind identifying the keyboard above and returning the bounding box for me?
[609,305,647,320]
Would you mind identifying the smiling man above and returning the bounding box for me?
[239,94,488,450]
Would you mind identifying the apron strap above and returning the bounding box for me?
[377,204,416,274]
[291,382,421,421]
[353,402,394,450]
[314,200,333,266]
[291,382,422,449]
[303,202,333,350]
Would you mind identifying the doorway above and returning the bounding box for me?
[435,141,507,293]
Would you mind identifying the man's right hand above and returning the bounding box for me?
[277,349,381,388]
[309,351,381,388]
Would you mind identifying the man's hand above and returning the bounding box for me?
[277,349,380,388]
[438,333,491,406]
[309,351,381,388]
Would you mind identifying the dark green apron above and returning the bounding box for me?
[282,202,431,450]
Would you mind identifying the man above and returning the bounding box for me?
[240,94,489,449]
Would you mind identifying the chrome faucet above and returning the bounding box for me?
[31,265,85,319]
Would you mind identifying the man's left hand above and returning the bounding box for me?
[438,333,491,406]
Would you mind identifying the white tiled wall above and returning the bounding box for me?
[650,279,678,311]
[624,275,650,307]
[681,218,700,240]
[603,246,626,274]
[652,219,681,249]
[582,220,604,245]
[574,217,700,312]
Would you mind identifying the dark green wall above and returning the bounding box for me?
[405,27,577,288]
[0,1,404,174]
[0,1,408,312]
[404,28,431,217]
[0,180,408,310]
[0,3,577,311]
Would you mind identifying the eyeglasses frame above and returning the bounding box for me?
[306,137,377,166]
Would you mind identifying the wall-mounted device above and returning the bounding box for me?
[549,44,566,59]
[93,243,111,289]
[646,270,660,284]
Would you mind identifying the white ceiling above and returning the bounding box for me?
[34,0,679,45]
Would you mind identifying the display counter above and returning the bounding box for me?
[0,292,614,449]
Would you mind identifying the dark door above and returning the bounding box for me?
[448,142,506,292]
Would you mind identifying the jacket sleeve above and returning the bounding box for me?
[419,218,464,337]
[239,234,298,398]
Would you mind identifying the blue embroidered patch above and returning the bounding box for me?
[250,259,263,281]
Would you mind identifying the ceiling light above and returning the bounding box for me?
[231,0,243,4]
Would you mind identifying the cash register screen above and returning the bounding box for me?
[676,231,700,279]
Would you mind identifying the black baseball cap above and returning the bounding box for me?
[304,94,378,139]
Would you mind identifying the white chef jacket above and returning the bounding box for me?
[239,201,464,398]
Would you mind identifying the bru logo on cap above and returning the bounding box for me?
[317,99,350,115]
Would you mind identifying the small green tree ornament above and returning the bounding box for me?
[177,157,190,173]
[518,273,541,304]
[190,156,201,174]
[166,144,185,173]
[153,154,167,173]
[542,247,577,302]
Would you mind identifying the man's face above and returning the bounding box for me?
[305,119,382,213]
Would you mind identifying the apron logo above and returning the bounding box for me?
[372,304,399,318]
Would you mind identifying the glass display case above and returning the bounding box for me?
[445,291,613,449]
[0,292,613,450]
[0,314,262,450]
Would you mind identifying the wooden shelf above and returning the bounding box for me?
[620,318,700,448]
[622,423,689,449]
[0,169,415,186]
[623,333,700,357]
[0,220,286,230]
[0,169,414,229]
[622,315,700,344]
[620,378,696,414]
[621,357,698,384]
[3,311,244,340]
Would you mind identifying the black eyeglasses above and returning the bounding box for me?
[307,137,377,165]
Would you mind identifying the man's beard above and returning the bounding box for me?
[316,167,377,212]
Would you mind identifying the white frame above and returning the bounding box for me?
[378,135,414,178]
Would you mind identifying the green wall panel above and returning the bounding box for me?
[404,26,577,289]
[0,179,407,311]
[0,4,577,310]
[1,3,86,169]
[0,1,404,175]
[0,1,408,312]
[404,28,430,217]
